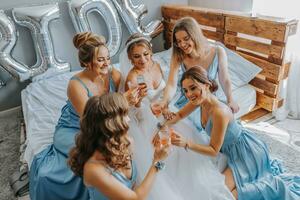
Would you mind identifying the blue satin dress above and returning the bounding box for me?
[29,75,116,200]
[174,49,219,131]
[87,161,137,200]
[205,119,300,200]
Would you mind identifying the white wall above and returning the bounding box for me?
[188,0,253,12]
[0,0,187,111]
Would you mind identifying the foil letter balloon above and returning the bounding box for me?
[68,0,122,57]
[112,0,162,37]
[0,10,31,81]
[12,3,70,81]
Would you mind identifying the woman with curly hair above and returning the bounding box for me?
[69,93,169,200]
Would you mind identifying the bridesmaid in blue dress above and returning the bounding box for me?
[29,32,139,200]
[68,93,170,200]
[169,66,300,199]
[152,17,239,131]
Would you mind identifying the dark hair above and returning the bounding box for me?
[126,33,152,60]
[180,66,218,93]
[68,93,131,176]
[73,32,107,68]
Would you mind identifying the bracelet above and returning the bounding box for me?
[184,141,189,151]
[153,161,166,171]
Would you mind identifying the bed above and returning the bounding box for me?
[21,5,297,167]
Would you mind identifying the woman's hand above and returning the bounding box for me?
[170,129,188,148]
[123,87,140,106]
[153,142,170,162]
[138,83,148,98]
[150,101,168,117]
[227,100,239,113]
[162,109,176,121]
[152,133,160,147]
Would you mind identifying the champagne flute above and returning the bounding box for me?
[158,125,170,146]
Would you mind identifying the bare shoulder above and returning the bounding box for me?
[111,67,121,88]
[212,103,233,123]
[83,161,107,185]
[67,75,86,97]
[111,67,121,79]
[127,68,137,82]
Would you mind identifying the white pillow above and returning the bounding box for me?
[218,42,262,90]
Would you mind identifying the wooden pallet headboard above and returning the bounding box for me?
[161,4,298,118]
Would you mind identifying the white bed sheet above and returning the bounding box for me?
[22,70,78,167]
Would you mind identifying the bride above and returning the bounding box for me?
[119,33,234,200]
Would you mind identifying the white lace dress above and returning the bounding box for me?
[128,79,234,200]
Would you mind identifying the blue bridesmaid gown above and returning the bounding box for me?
[29,75,116,200]
[205,118,300,200]
[87,161,137,200]
[174,47,220,131]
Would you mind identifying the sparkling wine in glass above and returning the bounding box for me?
[158,125,170,146]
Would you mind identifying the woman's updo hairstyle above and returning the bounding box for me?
[73,32,107,68]
[126,33,152,60]
[180,66,218,93]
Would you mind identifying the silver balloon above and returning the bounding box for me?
[0,10,31,81]
[68,0,122,57]
[12,3,70,80]
[112,0,162,37]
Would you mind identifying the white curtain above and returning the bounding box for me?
[253,0,300,119]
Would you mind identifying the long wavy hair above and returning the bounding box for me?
[172,17,210,63]
[73,31,107,69]
[180,66,218,93]
[68,93,131,176]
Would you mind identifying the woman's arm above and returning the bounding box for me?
[165,102,198,125]
[124,71,146,107]
[161,56,180,105]
[84,144,169,200]
[172,108,229,157]
[112,67,122,91]
[84,162,159,200]
[217,46,239,113]
[67,80,89,117]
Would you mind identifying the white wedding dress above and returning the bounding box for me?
[127,79,234,200]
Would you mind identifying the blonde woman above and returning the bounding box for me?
[29,32,139,200]
[154,17,239,131]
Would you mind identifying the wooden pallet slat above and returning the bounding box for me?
[249,77,278,96]
[225,16,287,42]
[224,34,284,59]
[256,92,282,111]
[162,5,225,29]
[237,52,283,81]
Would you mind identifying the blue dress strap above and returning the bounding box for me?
[108,74,116,92]
[207,45,219,80]
[70,76,93,97]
